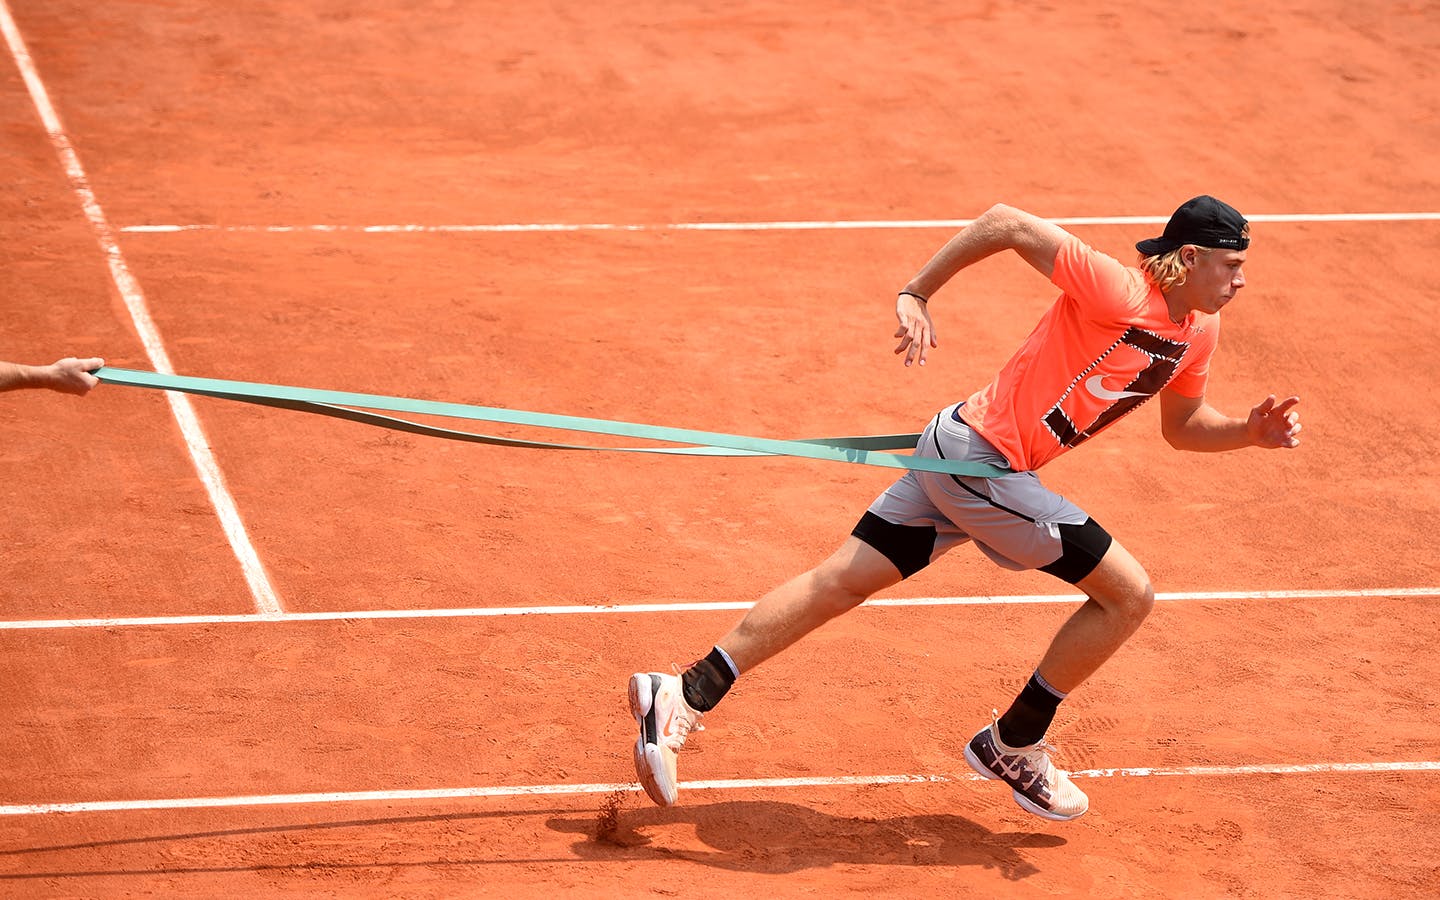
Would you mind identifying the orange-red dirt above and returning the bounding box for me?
[3,1,1437,896]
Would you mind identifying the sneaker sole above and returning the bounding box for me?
[963,742,1086,822]
[627,674,676,807]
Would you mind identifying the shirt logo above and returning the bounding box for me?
[1084,374,1151,402]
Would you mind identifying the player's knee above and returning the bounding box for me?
[1076,540,1154,628]
[809,542,897,614]
[1121,580,1156,626]
[808,565,872,614]
[1085,578,1153,634]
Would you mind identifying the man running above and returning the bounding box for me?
[629,196,1301,820]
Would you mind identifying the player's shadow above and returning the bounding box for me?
[549,798,1065,880]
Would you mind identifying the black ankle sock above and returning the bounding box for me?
[681,647,736,712]
[996,672,1066,748]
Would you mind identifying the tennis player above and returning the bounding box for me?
[630,196,1301,820]
[0,357,104,395]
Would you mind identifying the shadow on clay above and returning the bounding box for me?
[550,794,1066,880]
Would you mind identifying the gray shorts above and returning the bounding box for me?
[853,403,1112,584]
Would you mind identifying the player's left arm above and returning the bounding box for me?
[1159,389,1302,452]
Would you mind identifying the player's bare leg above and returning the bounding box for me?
[716,536,903,673]
[1035,539,1154,693]
[966,539,1154,820]
[628,536,900,806]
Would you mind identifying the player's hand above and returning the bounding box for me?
[1247,394,1301,448]
[48,357,104,395]
[893,293,936,367]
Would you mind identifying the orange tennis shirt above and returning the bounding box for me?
[957,235,1219,471]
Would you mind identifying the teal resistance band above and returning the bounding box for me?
[95,367,1011,478]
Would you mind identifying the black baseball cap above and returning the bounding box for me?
[1136,195,1250,256]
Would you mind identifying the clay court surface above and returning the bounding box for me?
[4,1,1439,896]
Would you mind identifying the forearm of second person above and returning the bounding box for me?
[0,361,42,392]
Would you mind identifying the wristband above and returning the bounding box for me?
[898,290,929,303]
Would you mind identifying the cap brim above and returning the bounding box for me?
[1135,236,1181,256]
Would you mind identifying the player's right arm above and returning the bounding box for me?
[894,204,1069,367]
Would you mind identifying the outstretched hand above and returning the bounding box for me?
[893,293,936,367]
[48,357,104,395]
[1247,395,1302,448]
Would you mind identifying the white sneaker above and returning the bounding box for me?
[963,717,1089,821]
[628,672,704,807]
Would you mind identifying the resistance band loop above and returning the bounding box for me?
[94,367,1010,478]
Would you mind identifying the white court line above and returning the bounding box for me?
[1,3,280,616]
[2,761,1435,816]
[0,587,1435,631]
[0,3,281,617]
[120,212,1440,234]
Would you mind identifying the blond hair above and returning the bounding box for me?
[1139,225,1251,292]
[1139,248,1192,292]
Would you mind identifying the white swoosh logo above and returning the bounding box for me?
[1085,375,1151,402]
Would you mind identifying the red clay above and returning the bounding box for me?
[3,1,1437,896]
